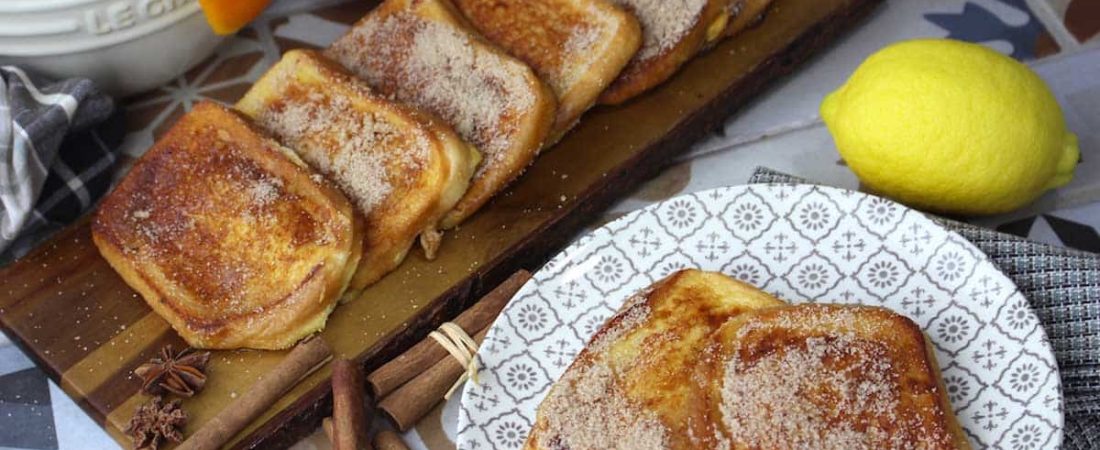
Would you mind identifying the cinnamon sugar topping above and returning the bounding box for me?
[327,11,535,176]
[254,87,431,215]
[537,361,669,450]
[588,299,650,353]
[532,293,665,449]
[611,0,707,59]
[718,310,953,449]
[452,0,614,94]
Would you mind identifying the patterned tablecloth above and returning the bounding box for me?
[1,0,1097,449]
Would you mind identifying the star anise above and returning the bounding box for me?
[134,345,210,397]
[126,396,187,450]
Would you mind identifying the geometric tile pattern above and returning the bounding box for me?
[458,185,1063,450]
[0,368,56,450]
[1038,215,1100,253]
[925,0,1055,60]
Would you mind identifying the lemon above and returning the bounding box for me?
[821,39,1079,215]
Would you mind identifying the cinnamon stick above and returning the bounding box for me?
[332,359,371,450]
[374,430,411,450]
[177,337,332,450]
[379,327,489,431]
[367,270,531,397]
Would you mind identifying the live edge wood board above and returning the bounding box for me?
[0,0,881,448]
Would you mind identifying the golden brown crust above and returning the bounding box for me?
[526,272,969,449]
[525,270,786,449]
[91,102,363,350]
[236,50,478,291]
[451,0,642,141]
[599,0,733,105]
[326,0,557,229]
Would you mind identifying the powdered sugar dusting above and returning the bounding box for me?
[611,0,707,59]
[328,12,535,176]
[559,24,603,88]
[248,177,283,207]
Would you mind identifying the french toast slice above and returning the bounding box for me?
[599,0,734,105]
[92,102,364,350]
[708,304,969,449]
[326,0,557,229]
[526,272,970,449]
[236,50,480,291]
[524,269,786,449]
[450,0,642,141]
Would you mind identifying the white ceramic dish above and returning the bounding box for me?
[458,184,1063,449]
[0,0,224,95]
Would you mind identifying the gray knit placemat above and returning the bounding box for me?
[749,167,1098,449]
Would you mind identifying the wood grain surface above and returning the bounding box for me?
[0,0,882,448]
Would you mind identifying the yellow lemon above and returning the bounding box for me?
[821,39,1079,215]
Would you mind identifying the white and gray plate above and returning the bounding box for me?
[457,184,1063,449]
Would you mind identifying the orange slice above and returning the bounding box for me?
[199,0,273,35]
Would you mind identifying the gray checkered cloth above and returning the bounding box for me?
[749,167,1099,450]
[0,66,119,264]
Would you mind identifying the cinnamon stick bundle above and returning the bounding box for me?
[367,270,531,397]
[177,337,332,450]
[332,359,371,450]
[378,327,489,431]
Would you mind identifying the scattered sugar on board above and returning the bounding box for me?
[611,0,706,60]
[329,12,534,176]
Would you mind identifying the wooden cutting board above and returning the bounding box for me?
[0,0,881,447]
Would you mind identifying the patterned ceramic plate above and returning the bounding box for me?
[456,184,1063,449]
